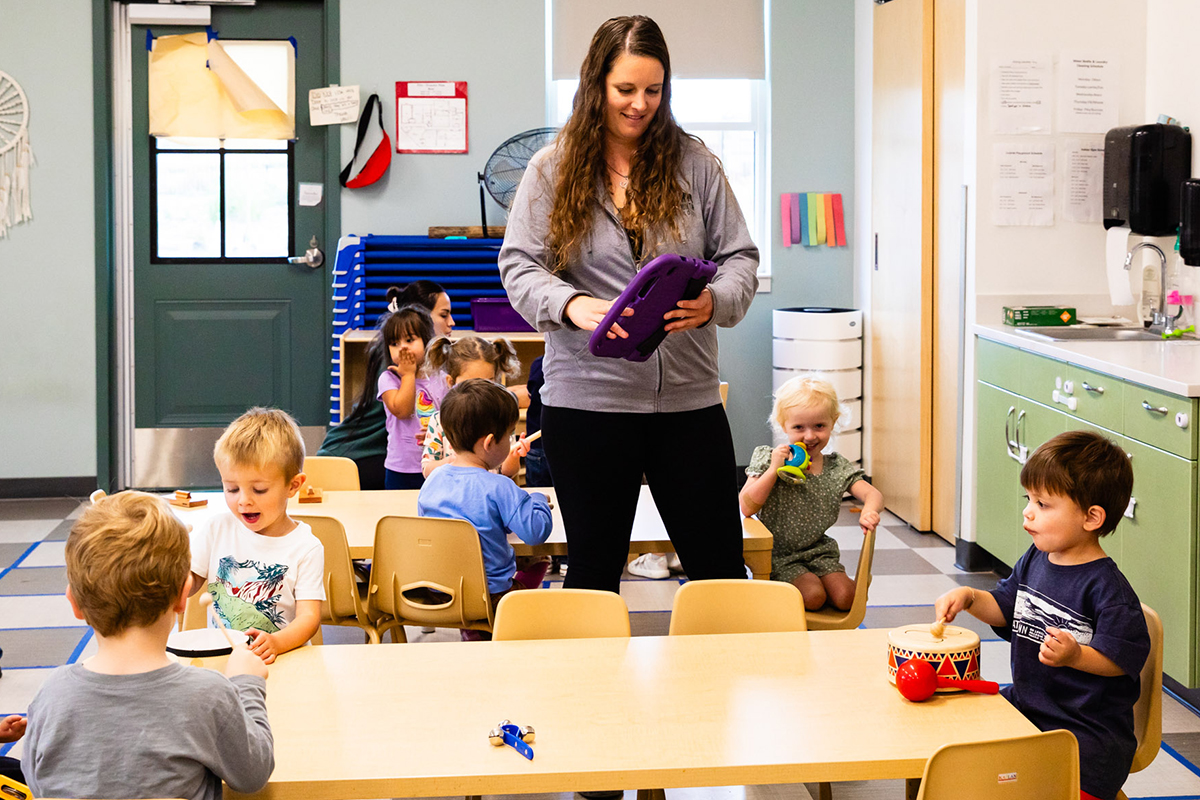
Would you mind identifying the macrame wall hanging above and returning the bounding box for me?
[0,70,34,238]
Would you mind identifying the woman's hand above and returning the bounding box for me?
[565,295,633,338]
[664,288,714,333]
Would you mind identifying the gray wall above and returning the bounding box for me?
[0,1,96,480]
[718,0,857,462]
[339,0,547,236]
[340,0,858,464]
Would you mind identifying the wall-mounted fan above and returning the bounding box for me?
[477,127,557,237]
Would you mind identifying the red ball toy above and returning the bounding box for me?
[895,658,1000,702]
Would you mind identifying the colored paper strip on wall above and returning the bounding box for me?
[798,193,810,246]
[781,193,792,248]
[790,193,801,244]
[824,193,836,246]
[832,193,846,247]
[808,193,822,246]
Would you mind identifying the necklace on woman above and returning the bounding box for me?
[606,162,630,189]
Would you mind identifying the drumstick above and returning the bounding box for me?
[523,430,542,444]
[930,617,946,639]
[198,592,237,649]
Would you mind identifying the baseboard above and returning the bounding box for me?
[1164,674,1200,715]
[955,537,1011,577]
[0,476,97,499]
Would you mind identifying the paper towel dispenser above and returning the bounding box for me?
[1104,123,1192,236]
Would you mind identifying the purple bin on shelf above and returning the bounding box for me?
[470,297,535,333]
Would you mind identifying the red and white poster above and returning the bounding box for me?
[395,81,468,154]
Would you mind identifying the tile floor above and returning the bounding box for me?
[3,498,1200,799]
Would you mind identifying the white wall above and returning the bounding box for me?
[962,0,1150,543]
[339,0,547,236]
[1146,0,1200,167]
[0,1,96,480]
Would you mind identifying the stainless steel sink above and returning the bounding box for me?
[1015,326,1165,342]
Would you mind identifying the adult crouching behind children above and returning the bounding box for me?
[23,491,274,800]
[498,15,758,592]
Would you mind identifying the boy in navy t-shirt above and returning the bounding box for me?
[936,430,1149,800]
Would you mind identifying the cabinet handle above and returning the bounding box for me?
[1081,382,1104,395]
[1014,410,1029,465]
[1004,406,1017,452]
[1124,497,1137,520]
[1142,400,1169,415]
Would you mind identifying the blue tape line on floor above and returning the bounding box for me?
[66,628,94,665]
[0,741,13,757]
[1166,686,1200,721]
[1162,741,1200,780]
[0,542,42,583]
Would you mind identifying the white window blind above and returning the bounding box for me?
[551,1,765,80]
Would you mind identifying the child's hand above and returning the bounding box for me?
[414,429,428,446]
[0,714,26,743]
[513,433,533,459]
[859,509,880,533]
[225,642,269,679]
[769,444,792,470]
[933,586,975,624]
[1039,627,1081,668]
[388,349,418,378]
[246,628,280,665]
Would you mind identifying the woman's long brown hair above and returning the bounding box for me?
[547,16,699,272]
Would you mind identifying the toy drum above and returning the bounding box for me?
[887,624,981,689]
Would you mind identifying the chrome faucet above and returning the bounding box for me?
[1125,242,1181,335]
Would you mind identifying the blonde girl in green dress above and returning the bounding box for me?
[739,375,885,611]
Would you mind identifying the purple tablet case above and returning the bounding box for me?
[587,253,718,362]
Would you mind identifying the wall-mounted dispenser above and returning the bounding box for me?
[1182,179,1200,267]
[1104,123,1192,236]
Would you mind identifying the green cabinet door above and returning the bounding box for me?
[1011,398,1071,560]
[976,382,1024,567]
[1116,435,1197,683]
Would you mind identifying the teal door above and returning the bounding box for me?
[129,3,334,487]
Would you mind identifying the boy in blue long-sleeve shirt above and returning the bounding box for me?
[418,379,553,608]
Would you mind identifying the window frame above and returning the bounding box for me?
[148,136,296,265]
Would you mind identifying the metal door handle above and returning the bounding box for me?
[288,235,324,268]
[1081,382,1104,395]
[1004,405,1017,452]
[1142,400,1169,415]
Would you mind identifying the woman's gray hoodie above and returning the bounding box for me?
[498,139,759,414]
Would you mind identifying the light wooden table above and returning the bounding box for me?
[172,485,773,579]
[225,629,1036,800]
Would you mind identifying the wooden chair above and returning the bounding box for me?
[492,589,630,641]
[302,455,361,491]
[367,515,493,643]
[1117,603,1164,800]
[89,489,107,503]
[719,380,729,408]
[295,515,379,644]
[668,579,806,635]
[805,525,876,630]
[914,729,1079,799]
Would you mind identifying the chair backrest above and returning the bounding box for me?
[89,489,107,504]
[492,589,631,640]
[668,579,807,635]
[805,525,876,631]
[719,381,729,409]
[368,515,494,631]
[295,515,369,626]
[1130,603,1164,775]
[302,456,361,491]
[915,729,1080,800]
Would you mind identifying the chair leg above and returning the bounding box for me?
[905,778,921,800]
[637,789,665,800]
[817,782,831,800]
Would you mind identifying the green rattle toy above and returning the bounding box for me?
[777,443,810,485]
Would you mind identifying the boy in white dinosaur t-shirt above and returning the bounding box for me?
[190,407,325,664]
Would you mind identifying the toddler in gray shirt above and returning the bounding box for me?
[20,491,274,800]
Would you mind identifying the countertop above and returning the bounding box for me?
[975,324,1200,397]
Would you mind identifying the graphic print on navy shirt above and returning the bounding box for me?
[209,556,288,633]
[1011,585,1094,647]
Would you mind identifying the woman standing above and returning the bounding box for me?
[499,15,759,592]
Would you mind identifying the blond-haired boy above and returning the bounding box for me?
[190,407,325,663]
[23,491,274,800]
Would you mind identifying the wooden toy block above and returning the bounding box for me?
[169,490,208,508]
[298,486,324,503]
